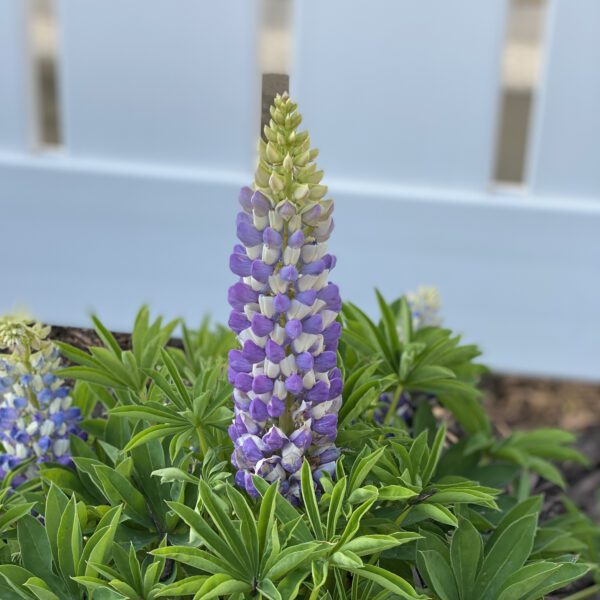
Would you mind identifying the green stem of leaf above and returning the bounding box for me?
[196,426,209,458]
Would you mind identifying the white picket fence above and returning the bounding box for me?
[1,0,599,379]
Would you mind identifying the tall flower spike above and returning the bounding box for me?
[228,93,342,502]
[0,316,84,485]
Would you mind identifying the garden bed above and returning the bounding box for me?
[49,324,600,527]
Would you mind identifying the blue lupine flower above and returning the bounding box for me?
[0,316,84,484]
[227,94,342,503]
[376,286,443,426]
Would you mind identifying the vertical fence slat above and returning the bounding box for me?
[0,1,29,152]
[57,0,259,172]
[528,0,600,199]
[291,0,507,190]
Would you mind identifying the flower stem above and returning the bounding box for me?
[384,385,404,427]
[562,586,600,600]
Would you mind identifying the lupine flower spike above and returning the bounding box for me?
[375,286,442,425]
[227,93,342,502]
[0,316,84,485]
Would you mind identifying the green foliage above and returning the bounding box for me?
[341,291,489,435]
[417,499,590,600]
[0,486,122,599]
[0,298,595,599]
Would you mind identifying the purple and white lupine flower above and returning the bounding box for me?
[375,286,443,425]
[406,285,442,330]
[227,93,342,502]
[0,316,84,485]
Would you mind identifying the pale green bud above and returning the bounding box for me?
[309,184,328,200]
[269,172,285,193]
[283,153,294,171]
[292,183,310,201]
[266,142,283,163]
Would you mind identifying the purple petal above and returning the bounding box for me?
[228,282,258,311]
[307,381,329,404]
[252,190,272,216]
[322,254,337,270]
[296,352,314,371]
[329,377,343,399]
[317,284,340,307]
[263,426,287,451]
[314,351,337,372]
[234,372,253,393]
[237,221,263,247]
[313,415,338,438]
[277,200,296,218]
[252,375,274,394]
[239,187,253,212]
[285,374,304,395]
[263,227,283,247]
[302,315,323,334]
[265,339,285,363]
[268,396,285,417]
[295,290,317,306]
[274,294,291,313]
[288,230,305,248]
[249,398,269,421]
[302,260,325,276]
[290,427,312,450]
[229,350,252,373]
[242,340,266,364]
[285,319,302,340]
[251,260,274,283]
[229,311,250,334]
[280,265,299,282]
[322,322,341,346]
[302,204,321,224]
[251,314,274,337]
[230,252,252,277]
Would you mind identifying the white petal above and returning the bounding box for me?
[253,213,269,230]
[287,299,310,320]
[273,380,287,399]
[280,355,297,377]
[288,215,302,232]
[302,370,316,389]
[244,303,260,320]
[268,275,288,294]
[283,247,301,266]
[301,245,319,263]
[321,310,338,328]
[258,295,275,318]
[314,271,329,290]
[271,325,286,345]
[249,277,266,292]
[298,275,318,292]
[262,246,280,265]
[246,244,263,260]
[264,360,280,378]
[268,210,283,231]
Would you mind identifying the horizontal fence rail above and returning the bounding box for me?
[0,0,599,379]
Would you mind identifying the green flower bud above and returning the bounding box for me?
[269,172,285,193]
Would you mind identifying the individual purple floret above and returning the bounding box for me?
[227,94,342,503]
[0,317,84,485]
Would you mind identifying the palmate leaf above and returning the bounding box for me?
[57,308,178,403]
[417,497,590,600]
